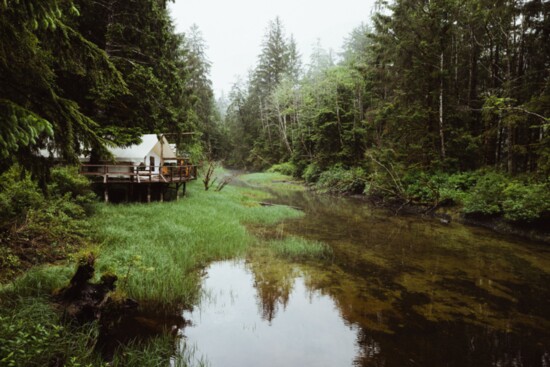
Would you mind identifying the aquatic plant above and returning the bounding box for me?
[269,236,332,261]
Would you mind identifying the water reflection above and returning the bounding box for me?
[181,184,550,366]
[268,189,550,366]
[181,261,360,367]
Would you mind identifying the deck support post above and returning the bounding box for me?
[160,185,164,203]
[175,183,180,201]
[182,182,187,197]
[104,185,109,203]
[147,184,151,203]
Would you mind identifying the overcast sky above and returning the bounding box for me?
[168,0,376,98]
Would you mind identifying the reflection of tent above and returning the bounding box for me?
[106,134,177,174]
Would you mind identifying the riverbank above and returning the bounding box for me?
[0,174,329,366]
[360,196,550,244]
[269,164,550,245]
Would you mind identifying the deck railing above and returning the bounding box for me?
[79,164,198,184]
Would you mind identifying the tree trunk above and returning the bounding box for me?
[439,52,446,160]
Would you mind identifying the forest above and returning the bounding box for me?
[0,0,550,365]
[221,3,550,224]
[2,0,550,224]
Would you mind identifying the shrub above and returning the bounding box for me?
[438,171,481,204]
[49,166,97,215]
[267,162,297,176]
[502,182,550,222]
[302,163,321,183]
[316,166,367,194]
[403,171,445,204]
[462,172,507,216]
[0,167,44,224]
[403,171,482,206]
[0,165,95,280]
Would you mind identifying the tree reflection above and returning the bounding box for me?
[247,259,297,322]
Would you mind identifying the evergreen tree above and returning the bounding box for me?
[0,0,126,178]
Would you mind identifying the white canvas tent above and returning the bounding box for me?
[75,133,196,203]
[106,134,177,174]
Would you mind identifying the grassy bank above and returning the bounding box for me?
[91,181,303,308]
[268,162,550,227]
[1,173,327,366]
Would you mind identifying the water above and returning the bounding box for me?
[180,185,550,367]
[181,261,359,367]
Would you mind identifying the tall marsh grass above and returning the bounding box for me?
[91,182,303,308]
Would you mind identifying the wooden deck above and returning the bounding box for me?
[80,164,197,184]
[79,164,198,202]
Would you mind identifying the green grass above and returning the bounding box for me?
[240,172,305,191]
[269,236,332,261]
[0,296,100,367]
[90,181,303,308]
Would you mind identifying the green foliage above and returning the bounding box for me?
[501,182,550,222]
[269,236,332,261]
[0,100,53,160]
[0,298,98,367]
[0,165,94,280]
[398,169,550,222]
[315,166,368,195]
[268,162,297,176]
[462,172,508,216]
[0,247,21,280]
[48,166,96,215]
[302,163,322,184]
[223,0,549,187]
[0,166,44,223]
[109,336,177,367]
[0,0,126,170]
[462,173,550,222]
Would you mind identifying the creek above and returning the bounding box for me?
[178,183,550,367]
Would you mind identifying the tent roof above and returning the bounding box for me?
[109,134,177,161]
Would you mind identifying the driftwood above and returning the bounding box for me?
[259,202,302,211]
[56,254,136,323]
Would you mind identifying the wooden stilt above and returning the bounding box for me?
[160,185,164,203]
[147,184,151,203]
[125,184,129,203]
[176,183,181,201]
[182,182,187,197]
[104,185,109,203]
